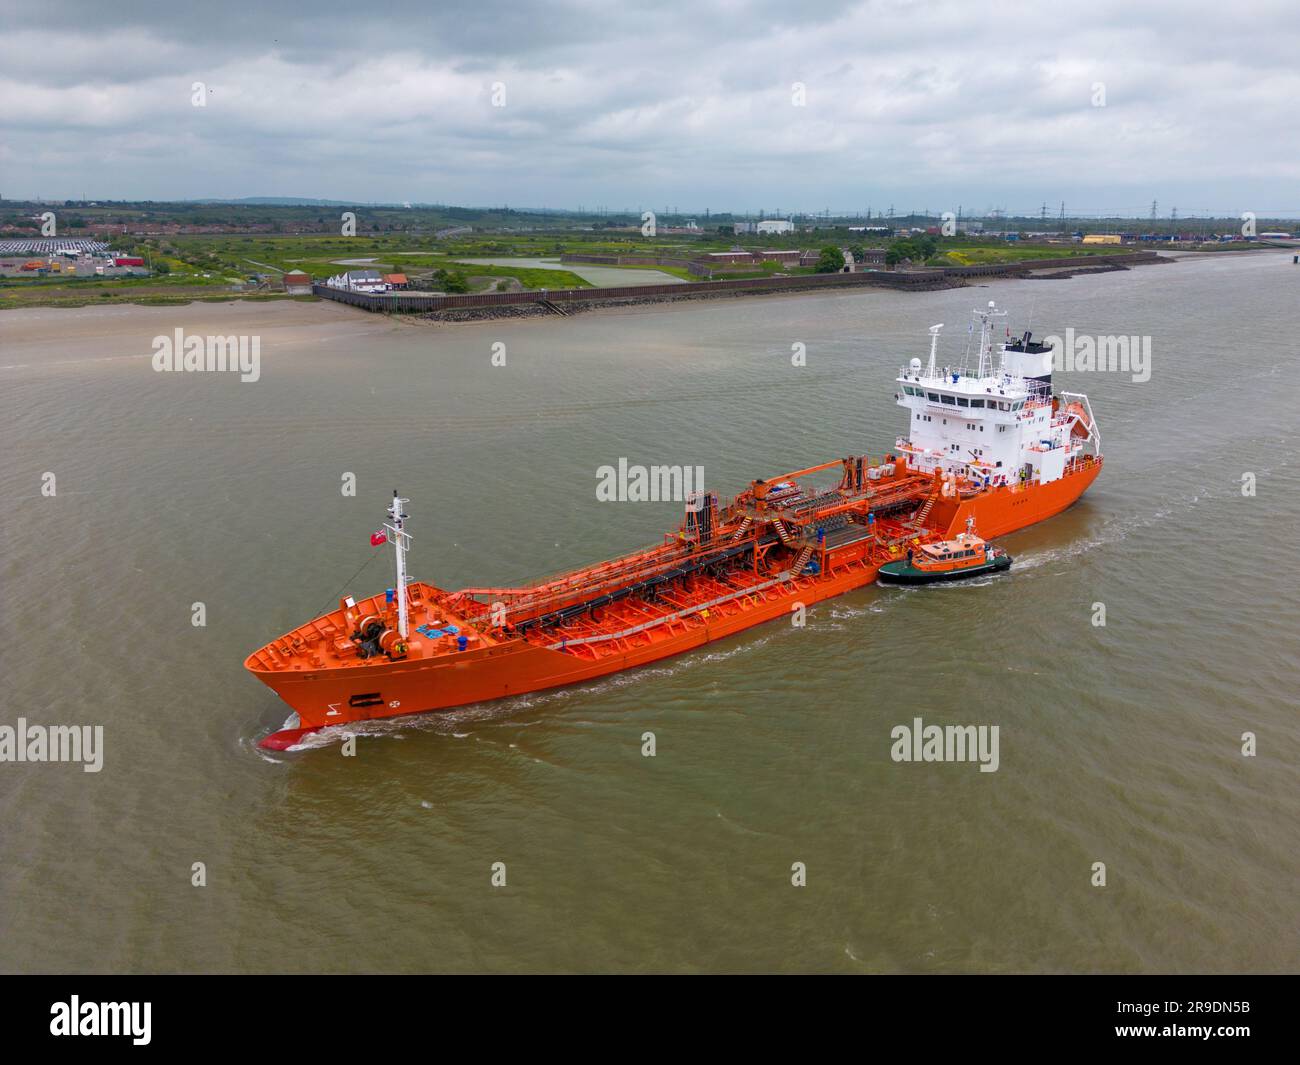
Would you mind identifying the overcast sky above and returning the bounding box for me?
[3,0,1297,217]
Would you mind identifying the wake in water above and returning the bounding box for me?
[1010,478,1225,572]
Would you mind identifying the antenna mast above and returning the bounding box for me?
[974,300,1007,378]
[927,324,943,377]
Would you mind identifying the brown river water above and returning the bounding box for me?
[1,251,1296,972]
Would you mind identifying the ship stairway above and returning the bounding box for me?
[772,519,796,545]
[792,545,815,576]
[730,516,754,541]
[910,493,937,529]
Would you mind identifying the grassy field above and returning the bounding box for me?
[442,261,592,289]
[583,260,698,282]
[937,244,1123,265]
[0,283,315,310]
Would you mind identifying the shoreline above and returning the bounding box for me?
[412,255,1173,323]
[13,247,1288,321]
[14,247,1276,328]
[322,251,1175,323]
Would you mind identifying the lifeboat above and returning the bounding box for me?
[1063,400,1093,439]
[877,518,1011,585]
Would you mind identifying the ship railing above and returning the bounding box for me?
[485,489,758,596]
[457,535,751,623]
[462,540,687,601]
[1025,378,1052,401]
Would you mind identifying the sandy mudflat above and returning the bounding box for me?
[0,299,390,369]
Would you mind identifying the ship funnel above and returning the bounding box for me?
[1002,330,1054,394]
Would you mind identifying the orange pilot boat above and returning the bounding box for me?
[247,302,1102,749]
[877,517,1011,584]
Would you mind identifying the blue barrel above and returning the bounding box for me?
[457,635,469,652]
[385,588,395,604]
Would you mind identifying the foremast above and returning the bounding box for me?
[384,490,412,639]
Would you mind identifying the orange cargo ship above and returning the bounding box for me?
[248,302,1102,749]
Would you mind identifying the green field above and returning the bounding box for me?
[937,244,1123,265]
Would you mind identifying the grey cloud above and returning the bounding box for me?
[2,0,1298,213]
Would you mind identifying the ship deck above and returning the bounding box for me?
[247,465,938,675]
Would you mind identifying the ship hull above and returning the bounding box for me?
[251,461,1100,746]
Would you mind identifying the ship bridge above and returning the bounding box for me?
[893,303,1097,488]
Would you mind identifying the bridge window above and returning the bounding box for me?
[957,397,969,407]
[971,399,985,408]
[927,392,940,401]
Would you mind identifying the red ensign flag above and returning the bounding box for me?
[370,530,387,546]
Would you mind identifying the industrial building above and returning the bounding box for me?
[733,220,795,235]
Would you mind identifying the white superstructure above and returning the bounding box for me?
[894,301,1100,489]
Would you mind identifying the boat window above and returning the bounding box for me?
[927,392,939,401]
[971,399,984,408]
[941,394,955,405]
[957,397,969,407]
